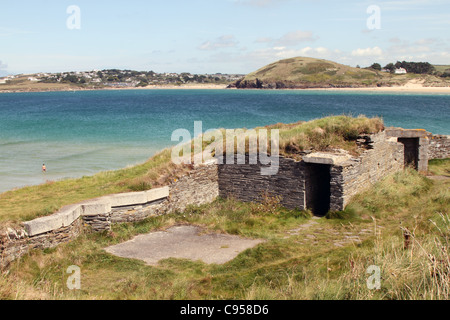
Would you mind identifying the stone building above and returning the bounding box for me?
[1,128,449,268]
[218,128,449,216]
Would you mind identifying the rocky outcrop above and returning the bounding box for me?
[227,78,381,90]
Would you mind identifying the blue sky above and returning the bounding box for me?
[0,0,449,76]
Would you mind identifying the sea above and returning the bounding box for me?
[0,89,449,193]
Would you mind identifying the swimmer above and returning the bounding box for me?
[42,164,46,172]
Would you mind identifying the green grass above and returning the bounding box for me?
[0,76,85,92]
[241,56,450,88]
[1,160,449,300]
[428,158,450,176]
[245,57,385,87]
[433,65,450,73]
[274,115,384,156]
[0,149,191,226]
[0,115,383,226]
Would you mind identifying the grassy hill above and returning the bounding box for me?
[0,75,85,92]
[0,115,382,227]
[230,57,450,89]
[433,64,450,73]
[1,160,448,300]
[0,114,448,300]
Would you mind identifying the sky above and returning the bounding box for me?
[0,0,449,76]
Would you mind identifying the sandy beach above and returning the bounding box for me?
[137,80,450,93]
[123,84,229,90]
[305,80,450,94]
[2,80,450,94]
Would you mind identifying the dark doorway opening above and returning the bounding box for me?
[305,163,331,217]
[398,138,419,170]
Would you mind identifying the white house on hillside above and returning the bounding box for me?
[394,68,407,74]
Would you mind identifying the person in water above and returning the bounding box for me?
[42,164,46,172]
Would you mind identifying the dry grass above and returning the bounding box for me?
[0,161,448,300]
[206,115,384,159]
[241,56,450,88]
[0,115,384,227]
[0,148,189,226]
[0,77,84,92]
[277,115,384,156]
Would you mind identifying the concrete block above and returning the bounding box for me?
[109,191,147,207]
[385,127,431,139]
[56,204,81,227]
[23,214,64,237]
[146,186,170,203]
[303,152,351,165]
[81,200,111,216]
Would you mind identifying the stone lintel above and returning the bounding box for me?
[303,152,352,166]
[385,127,432,138]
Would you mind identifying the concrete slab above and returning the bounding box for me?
[23,214,64,236]
[109,192,147,207]
[385,127,431,138]
[81,201,111,216]
[56,204,81,227]
[145,186,169,203]
[24,204,82,236]
[104,225,264,265]
[303,152,352,165]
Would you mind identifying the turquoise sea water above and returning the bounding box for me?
[0,89,449,193]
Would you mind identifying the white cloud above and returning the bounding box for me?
[198,35,238,51]
[275,30,317,46]
[414,38,437,45]
[351,46,383,57]
[255,37,273,43]
[0,60,8,77]
[255,30,317,48]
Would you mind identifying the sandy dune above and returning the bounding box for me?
[306,79,450,93]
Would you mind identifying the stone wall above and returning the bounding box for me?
[428,135,450,160]
[218,155,306,210]
[0,162,218,269]
[1,128,447,269]
[218,132,405,212]
[385,128,431,173]
[166,160,219,214]
[1,219,82,269]
[337,132,404,208]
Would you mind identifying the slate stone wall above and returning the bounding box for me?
[428,135,450,160]
[2,129,447,270]
[1,219,82,269]
[218,155,306,210]
[218,132,405,212]
[0,162,219,269]
[338,132,404,208]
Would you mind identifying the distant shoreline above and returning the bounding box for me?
[0,83,230,93]
[301,86,450,94]
[1,82,450,94]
